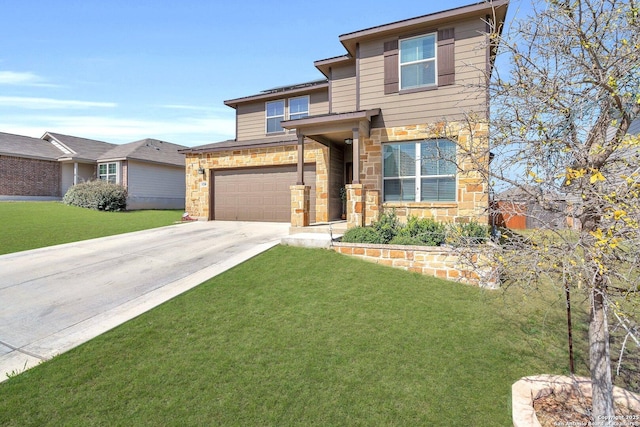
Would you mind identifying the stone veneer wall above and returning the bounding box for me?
[332,242,498,288]
[358,121,490,224]
[0,155,61,196]
[184,141,328,220]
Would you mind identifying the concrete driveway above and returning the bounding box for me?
[0,220,289,382]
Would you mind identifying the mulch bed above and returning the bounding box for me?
[534,389,640,426]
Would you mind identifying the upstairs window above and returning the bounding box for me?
[266,96,309,134]
[384,28,454,94]
[98,162,118,184]
[266,100,285,133]
[289,96,309,120]
[383,139,456,202]
[400,33,436,90]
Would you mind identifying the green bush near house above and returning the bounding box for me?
[397,216,447,246]
[63,180,128,211]
[371,210,401,243]
[447,221,490,245]
[342,226,384,244]
[342,214,485,247]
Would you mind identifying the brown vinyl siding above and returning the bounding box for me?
[236,91,329,141]
[330,65,357,113]
[359,18,489,128]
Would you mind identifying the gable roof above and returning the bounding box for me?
[98,138,187,167]
[0,132,62,161]
[224,80,328,109]
[338,0,509,55]
[42,132,117,162]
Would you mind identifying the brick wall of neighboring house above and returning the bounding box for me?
[333,242,499,288]
[360,120,490,224]
[184,141,328,220]
[0,155,61,196]
[121,161,128,188]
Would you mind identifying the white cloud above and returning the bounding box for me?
[0,71,59,87]
[0,113,235,147]
[0,96,117,110]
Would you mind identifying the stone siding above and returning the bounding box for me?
[0,155,61,196]
[184,141,328,221]
[290,185,310,227]
[333,242,498,288]
[358,121,489,225]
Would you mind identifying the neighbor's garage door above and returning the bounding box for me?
[212,165,315,222]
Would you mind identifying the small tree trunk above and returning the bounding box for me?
[589,286,614,423]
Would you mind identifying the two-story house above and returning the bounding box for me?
[181,0,508,227]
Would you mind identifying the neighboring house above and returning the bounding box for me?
[42,132,121,195]
[0,132,67,198]
[0,131,187,210]
[491,186,575,230]
[96,138,187,209]
[181,0,509,227]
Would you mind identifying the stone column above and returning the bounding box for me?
[290,185,310,227]
[346,183,364,228]
[364,189,380,226]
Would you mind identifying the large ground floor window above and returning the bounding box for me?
[383,139,456,202]
[98,162,118,183]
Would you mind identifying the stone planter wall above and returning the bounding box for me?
[332,242,499,288]
[512,375,640,427]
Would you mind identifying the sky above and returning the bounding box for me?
[0,0,531,147]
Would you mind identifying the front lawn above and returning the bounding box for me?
[0,245,586,426]
[0,202,183,255]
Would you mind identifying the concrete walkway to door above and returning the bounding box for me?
[0,220,289,382]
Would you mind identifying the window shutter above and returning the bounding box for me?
[437,28,455,86]
[384,39,399,94]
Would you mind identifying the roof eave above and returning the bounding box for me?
[180,138,299,154]
[281,109,380,130]
[224,81,329,109]
[339,0,509,55]
[313,55,354,78]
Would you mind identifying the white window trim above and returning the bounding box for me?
[288,95,309,120]
[399,32,438,91]
[382,140,456,203]
[265,96,310,135]
[98,162,119,184]
[265,99,286,134]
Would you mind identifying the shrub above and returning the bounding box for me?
[63,180,128,211]
[371,211,401,243]
[388,235,426,246]
[447,221,489,245]
[341,226,384,244]
[397,216,446,246]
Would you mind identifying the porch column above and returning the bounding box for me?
[292,132,310,227]
[346,184,364,228]
[297,132,305,185]
[73,162,79,185]
[351,127,360,184]
[290,185,310,227]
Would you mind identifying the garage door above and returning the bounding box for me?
[212,165,316,222]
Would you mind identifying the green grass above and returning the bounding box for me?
[0,202,183,255]
[0,246,588,426]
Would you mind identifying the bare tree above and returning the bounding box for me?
[487,0,640,421]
